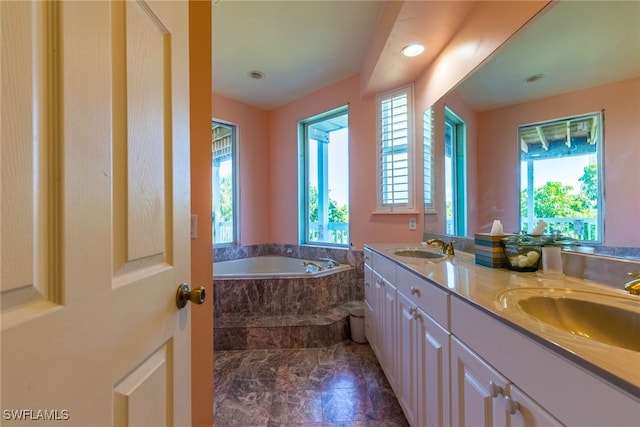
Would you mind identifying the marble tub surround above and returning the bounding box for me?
[423,232,640,289]
[214,268,355,317]
[214,243,366,300]
[214,340,409,426]
[214,250,363,350]
[368,243,640,397]
[215,301,361,351]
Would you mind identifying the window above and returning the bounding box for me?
[300,106,349,246]
[377,85,415,211]
[444,107,466,235]
[519,112,602,242]
[423,107,435,211]
[212,121,238,245]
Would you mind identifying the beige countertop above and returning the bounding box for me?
[365,243,640,398]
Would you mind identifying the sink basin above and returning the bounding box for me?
[499,288,640,352]
[393,249,444,259]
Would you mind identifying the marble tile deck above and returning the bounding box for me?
[214,301,364,351]
[214,340,409,427]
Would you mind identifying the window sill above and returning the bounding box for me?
[372,210,421,215]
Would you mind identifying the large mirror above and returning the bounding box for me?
[425,1,640,259]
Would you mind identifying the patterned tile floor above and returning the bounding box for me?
[214,340,410,427]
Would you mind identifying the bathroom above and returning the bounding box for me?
[210,1,640,425]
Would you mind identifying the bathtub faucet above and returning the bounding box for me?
[319,258,338,268]
[303,261,324,272]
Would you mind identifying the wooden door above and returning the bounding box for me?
[1,1,193,425]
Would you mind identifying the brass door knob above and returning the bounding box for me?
[176,283,206,308]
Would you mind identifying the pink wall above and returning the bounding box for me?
[269,75,421,249]
[211,94,271,245]
[476,77,640,246]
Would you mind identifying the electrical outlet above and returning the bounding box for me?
[409,218,417,230]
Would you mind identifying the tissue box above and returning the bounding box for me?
[474,233,509,268]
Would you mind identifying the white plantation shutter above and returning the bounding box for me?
[377,85,414,211]
[423,107,434,210]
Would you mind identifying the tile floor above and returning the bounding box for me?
[214,340,410,426]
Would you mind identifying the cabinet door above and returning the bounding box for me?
[381,277,398,389]
[507,385,563,427]
[417,308,450,427]
[396,292,419,426]
[364,265,377,349]
[451,337,508,427]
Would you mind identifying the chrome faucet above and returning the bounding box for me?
[303,261,324,271]
[319,257,338,268]
[426,238,456,256]
[624,272,640,295]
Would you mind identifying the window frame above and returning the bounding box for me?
[212,119,239,246]
[376,84,415,212]
[298,105,350,247]
[517,111,603,243]
[444,106,467,236]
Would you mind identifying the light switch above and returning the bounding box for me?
[191,215,197,239]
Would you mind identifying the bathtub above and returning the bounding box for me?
[213,255,355,317]
[213,255,351,279]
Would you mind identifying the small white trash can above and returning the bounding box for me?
[349,308,367,344]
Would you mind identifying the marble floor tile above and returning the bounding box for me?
[214,341,409,427]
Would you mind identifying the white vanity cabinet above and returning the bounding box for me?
[364,246,640,427]
[395,266,451,427]
[451,296,640,427]
[366,251,398,390]
[450,336,561,427]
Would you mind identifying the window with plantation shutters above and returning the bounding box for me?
[376,85,415,211]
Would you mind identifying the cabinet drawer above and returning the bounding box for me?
[364,247,373,267]
[396,266,449,328]
[372,251,395,283]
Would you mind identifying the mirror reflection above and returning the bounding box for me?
[424,1,640,258]
[518,112,602,243]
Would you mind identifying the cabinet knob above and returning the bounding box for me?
[488,381,503,398]
[410,286,420,296]
[408,306,421,320]
[504,395,520,415]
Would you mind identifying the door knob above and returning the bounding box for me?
[176,283,206,308]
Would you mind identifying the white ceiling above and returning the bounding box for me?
[211,1,385,110]
[456,0,640,112]
[212,1,640,112]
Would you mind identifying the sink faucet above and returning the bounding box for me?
[624,272,640,295]
[319,257,338,268]
[426,239,456,256]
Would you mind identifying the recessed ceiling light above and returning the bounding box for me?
[401,43,425,58]
[524,73,545,83]
[248,71,265,80]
